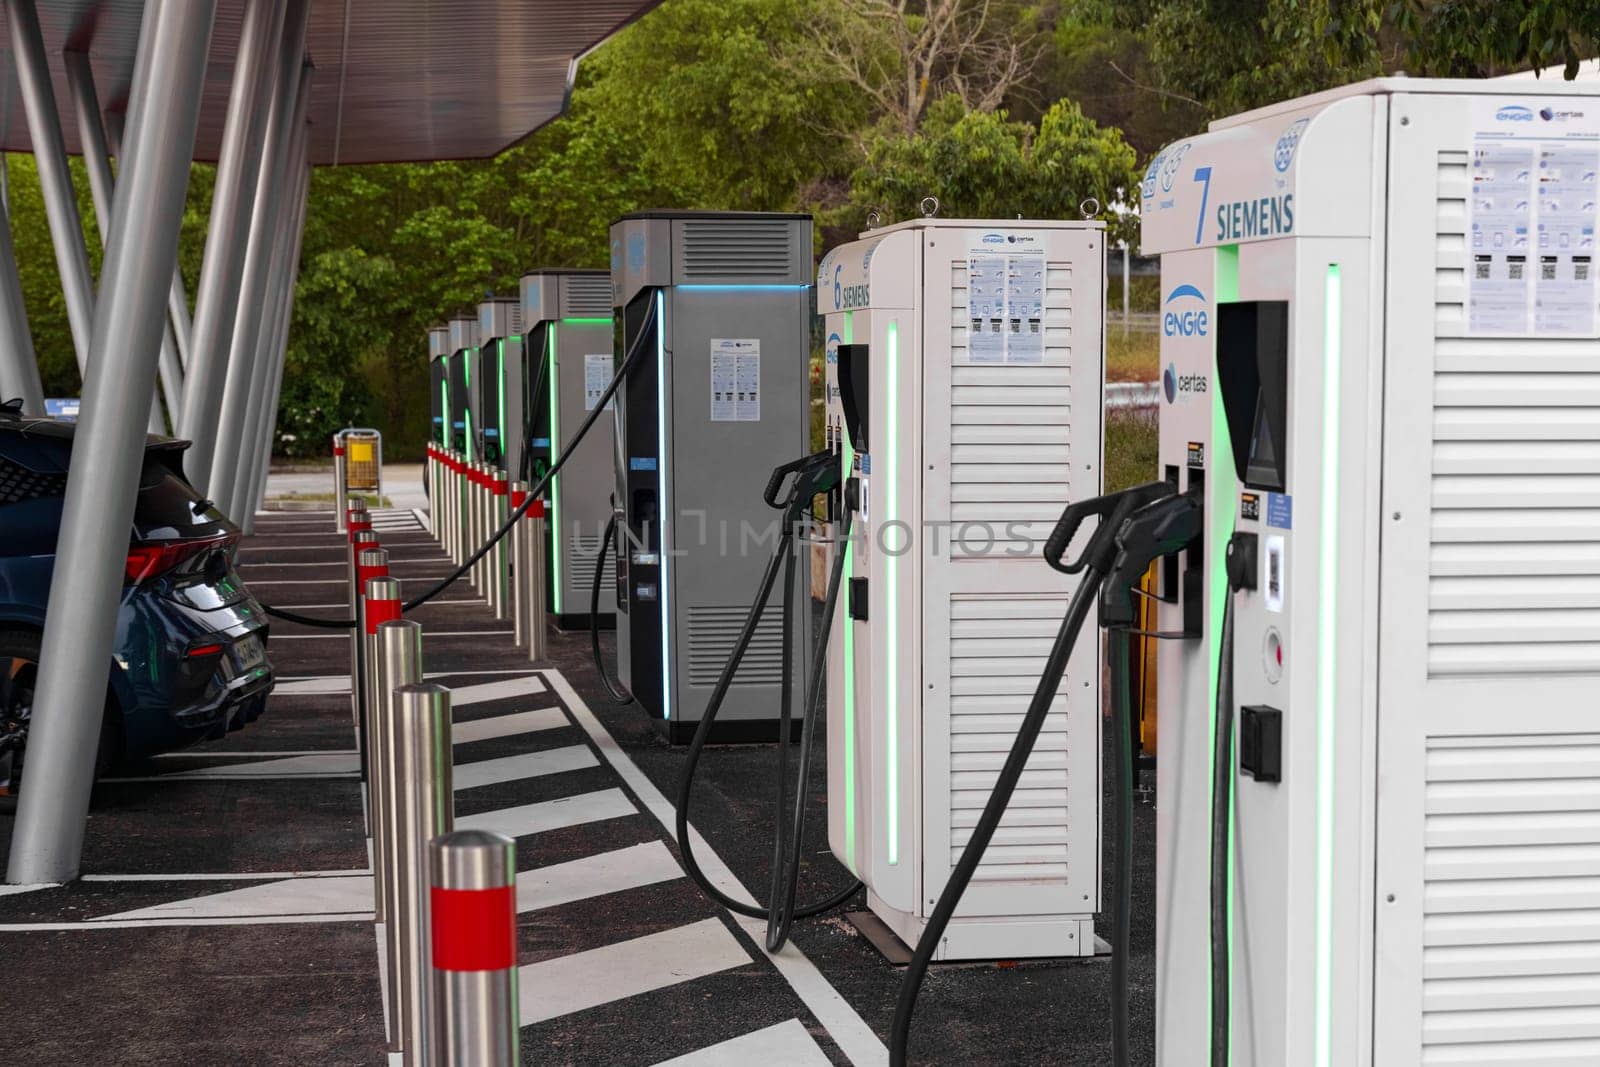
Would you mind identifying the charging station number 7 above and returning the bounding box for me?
[1191,166,1212,246]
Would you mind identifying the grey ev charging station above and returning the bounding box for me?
[608,210,815,742]
[520,269,619,628]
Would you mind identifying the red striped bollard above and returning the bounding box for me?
[347,528,379,755]
[354,546,389,834]
[334,434,348,532]
[489,469,509,620]
[430,829,518,1066]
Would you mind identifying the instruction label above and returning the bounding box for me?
[710,338,761,422]
[1468,100,1599,336]
[584,353,614,411]
[964,233,1046,363]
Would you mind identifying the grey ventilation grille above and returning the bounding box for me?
[508,303,524,336]
[686,603,786,687]
[679,219,797,282]
[564,275,613,317]
[566,531,615,596]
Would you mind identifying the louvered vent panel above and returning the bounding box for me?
[945,262,1074,556]
[566,531,615,597]
[948,595,1074,881]
[1427,150,1600,678]
[563,275,613,317]
[686,603,786,687]
[508,304,524,336]
[1421,734,1600,1059]
[679,219,796,281]
[0,460,66,504]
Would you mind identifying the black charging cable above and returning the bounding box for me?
[261,300,656,629]
[890,481,1196,1067]
[674,452,861,953]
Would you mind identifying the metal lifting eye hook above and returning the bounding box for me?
[920,196,939,219]
[1080,197,1101,219]
[866,210,883,230]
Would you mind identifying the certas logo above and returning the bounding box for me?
[1496,105,1535,123]
[1541,106,1587,122]
[1162,362,1207,403]
[1158,363,1203,404]
[1163,283,1209,337]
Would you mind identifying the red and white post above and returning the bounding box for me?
[429,828,519,1066]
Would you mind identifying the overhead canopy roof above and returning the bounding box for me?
[0,0,661,165]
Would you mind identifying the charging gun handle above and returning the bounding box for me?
[1045,481,1176,575]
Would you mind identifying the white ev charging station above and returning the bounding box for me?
[427,324,449,449]
[820,218,1106,960]
[520,269,619,627]
[1143,78,1600,1066]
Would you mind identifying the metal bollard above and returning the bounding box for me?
[466,462,480,592]
[354,545,388,832]
[347,525,377,740]
[474,462,489,595]
[334,433,348,532]
[363,576,402,926]
[393,682,454,1064]
[455,453,468,568]
[429,830,519,1067]
[490,468,509,620]
[510,482,528,648]
[526,498,547,663]
[376,618,423,1053]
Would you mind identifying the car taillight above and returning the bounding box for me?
[125,533,239,584]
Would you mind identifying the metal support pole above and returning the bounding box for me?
[65,50,184,434]
[1121,241,1130,341]
[429,830,519,1067]
[355,546,389,828]
[7,0,96,376]
[104,111,192,410]
[181,0,299,487]
[7,0,217,886]
[238,140,310,527]
[393,682,454,1062]
[213,57,311,514]
[510,481,527,647]
[348,524,377,758]
[0,184,43,414]
[376,619,423,1054]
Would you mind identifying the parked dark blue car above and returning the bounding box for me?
[0,407,273,801]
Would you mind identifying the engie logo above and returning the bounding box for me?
[1496,105,1534,123]
[981,233,1007,244]
[1162,362,1208,403]
[1163,283,1209,337]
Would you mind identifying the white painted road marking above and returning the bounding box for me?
[515,841,682,913]
[453,747,597,791]
[452,707,567,745]
[650,1020,833,1067]
[543,669,887,1066]
[456,788,637,839]
[449,674,549,707]
[518,918,750,1026]
[116,752,360,780]
[94,875,372,922]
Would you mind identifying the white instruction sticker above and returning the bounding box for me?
[1467,100,1599,336]
[584,353,614,411]
[963,234,1047,363]
[710,338,761,422]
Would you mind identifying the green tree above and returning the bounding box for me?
[848,94,1139,236]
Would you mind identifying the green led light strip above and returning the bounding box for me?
[885,318,900,867]
[561,316,613,325]
[548,324,563,613]
[841,310,858,868]
[1209,245,1240,1059]
[1314,264,1342,1067]
[497,340,507,453]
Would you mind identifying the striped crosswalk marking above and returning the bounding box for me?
[453,746,597,790]
[650,1020,833,1067]
[455,788,637,839]
[518,918,751,1026]
[515,841,682,913]
[452,707,567,744]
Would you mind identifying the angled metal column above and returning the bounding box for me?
[236,118,311,528]
[7,0,96,376]
[65,51,176,434]
[210,15,310,514]
[7,0,217,886]
[105,110,195,378]
[0,190,44,413]
[179,0,294,487]
[94,107,186,431]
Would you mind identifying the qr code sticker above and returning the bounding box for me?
[1577,260,1592,281]
[1509,260,1525,280]
[1475,260,1491,280]
[1542,260,1558,281]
